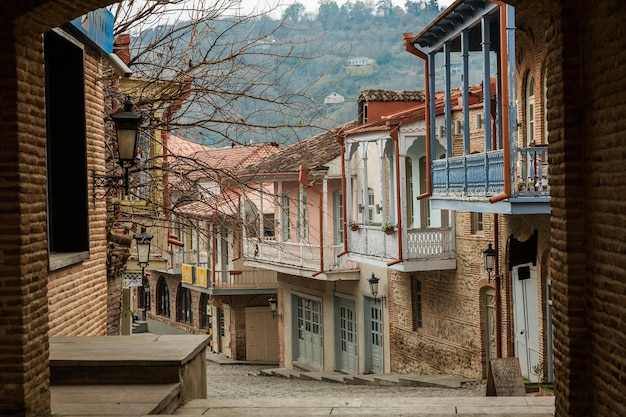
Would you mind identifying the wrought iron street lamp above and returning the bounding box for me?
[135,226,153,269]
[483,243,502,282]
[92,97,142,199]
[134,226,153,320]
[368,273,386,305]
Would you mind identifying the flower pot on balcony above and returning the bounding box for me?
[384,229,394,235]
[350,225,359,231]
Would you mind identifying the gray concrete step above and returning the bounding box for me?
[260,367,477,388]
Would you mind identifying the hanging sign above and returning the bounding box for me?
[123,271,143,288]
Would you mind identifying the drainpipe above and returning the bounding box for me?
[335,131,349,257]
[403,33,432,200]
[387,127,404,267]
[494,213,502,358]
[299,166,324,277]
[212,211,217,286]
[489,2,513,203]
[224,182,242,262]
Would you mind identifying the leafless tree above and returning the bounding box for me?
[102,0,345,263]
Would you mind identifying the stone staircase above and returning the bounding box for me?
[259,368,478,388]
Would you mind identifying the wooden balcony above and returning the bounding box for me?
[182,264,277,295]
[242,238,359,280]
[430,147,549,215]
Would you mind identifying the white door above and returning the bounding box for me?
[335,297,357,374]
[294,295,323,369]
[367,299,384,374]
[512,264,540,381]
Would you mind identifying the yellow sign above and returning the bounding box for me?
[181,264,192,283]
[197,267,208,288]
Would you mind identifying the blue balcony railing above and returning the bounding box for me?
[432,147,549,199]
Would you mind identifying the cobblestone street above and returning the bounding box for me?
[205,361,487,399]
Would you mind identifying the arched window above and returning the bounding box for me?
[176,284,193,324]
[156,276,170,317]
[200,293,211,330]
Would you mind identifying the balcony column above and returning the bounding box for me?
[443,42,452,157]
[482,15,492,150]
[461,29,471,155]
[345,142,358,223]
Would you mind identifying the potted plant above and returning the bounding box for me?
[381,223,395,235]
[348,220,359,231]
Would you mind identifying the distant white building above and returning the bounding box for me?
[347,56,376,67]
[324,92,345,105]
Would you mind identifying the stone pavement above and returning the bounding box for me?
[50,349,555,416]
[175,396,555,416]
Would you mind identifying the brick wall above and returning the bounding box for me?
[0,0,115,414]
[0,20,52,417]
[46,42,108,337]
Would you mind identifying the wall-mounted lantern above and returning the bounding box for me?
[93,97,142,199]
[268,296,278,318]
[483,243,502,282]
[368,273,386,305]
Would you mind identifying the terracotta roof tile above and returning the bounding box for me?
[359,89,425,102]
[241,120,357,177]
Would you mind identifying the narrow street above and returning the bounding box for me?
[204,361,487,400]
[171,360,554,416]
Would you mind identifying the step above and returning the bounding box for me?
[260,368,303,379]
[399,374,475,388]
[132,320,148,333]
[50,383,181,416]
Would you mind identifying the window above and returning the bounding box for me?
[263,214,275,237]
[406,158,414,229]
[156,276,170,317]
[176,284,193,324]
[472,212,484,234]
[333,190,344,244]
[200,293,211,330]
[298,189,308,241]
[360,188,376,224]
[281,193,290,241]
[44,30,90,270]
[368,188,375,224]
[412,277,422,330]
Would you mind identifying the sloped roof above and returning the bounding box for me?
[241,121,357,178]
[359,89,425,103]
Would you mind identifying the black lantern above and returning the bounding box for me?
[268,296,278,318]
[134,226,153,269]
[92,97,142,200]
[482,243,501,282]
[111,98,142,166]
[368,273,386,304]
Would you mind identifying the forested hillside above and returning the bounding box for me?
[132,0,445,146]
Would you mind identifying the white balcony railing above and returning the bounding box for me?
[347,226,455,261]
[243,239,358,273]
